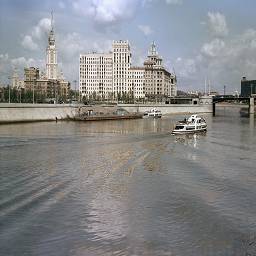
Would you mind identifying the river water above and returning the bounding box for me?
[0,107,255,256]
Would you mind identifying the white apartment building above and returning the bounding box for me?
[112,40,131,97]
[128,67,145,99]
[79,40,177,100]
[79,53,113,99]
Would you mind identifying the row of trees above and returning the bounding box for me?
[0,87,73,104]
[80,91,136,104]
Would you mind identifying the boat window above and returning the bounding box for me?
[186,126,195,130]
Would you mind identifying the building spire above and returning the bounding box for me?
[51,11,54,31]
[148,41,158,56]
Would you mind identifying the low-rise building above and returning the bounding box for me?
[24,67,40,91]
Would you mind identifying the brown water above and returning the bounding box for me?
[0,108,256,255]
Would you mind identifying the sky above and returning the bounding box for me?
[1,0,256,93]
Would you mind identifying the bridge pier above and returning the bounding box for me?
[213,102,216,116]
[249,98,255,114]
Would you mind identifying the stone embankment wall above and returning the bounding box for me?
[0,103,78,123]
[0,101,213,123]
[118,103,213,115]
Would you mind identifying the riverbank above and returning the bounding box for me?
[0,101,213,124]
[0,103,77,123]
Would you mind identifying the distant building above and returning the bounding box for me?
[23,13,70,101]
[24,67,40,90]
[241,77,256,97]
[11,68,24,89]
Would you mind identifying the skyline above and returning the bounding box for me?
[1,0,256,93]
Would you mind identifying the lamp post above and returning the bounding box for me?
[8,76,11,103]
[33,83,35,104]
[224,85,226,96]
[73,80,77,102]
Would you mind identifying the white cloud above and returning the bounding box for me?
[31,18,51,39]
[58,32,112,61]
[0,53,9,62]
[72,0,139,27]
[166,0,182,4]
[207,12,228,37]
[0,53,44,83]
[21,35,39,51]
[21,17,51,51]
[138,25,153,36]
[201,38,225,57]
[176,28,256,91]
[143,0,182,5]
[11,57,36,67]
[175,57,197,77]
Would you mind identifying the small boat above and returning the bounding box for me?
[172,114,207,134]
[143,108,162,118]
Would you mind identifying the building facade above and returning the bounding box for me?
[79,40,177,100]
[144,42,176,98]
[79,53,113,99]
[128,67,145,99]
[24,67,40,90]
[112,40,131,98]
[241,77,256,97]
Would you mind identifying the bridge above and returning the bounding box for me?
[212,96,255,116]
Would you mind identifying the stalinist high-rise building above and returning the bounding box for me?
[79,41,177,100]
[46,13,58,80]
[23,13,70,101]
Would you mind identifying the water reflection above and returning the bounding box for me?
[0,109,256,256]
[174,132,206,149]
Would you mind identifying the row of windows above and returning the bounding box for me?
[113,48,129,52]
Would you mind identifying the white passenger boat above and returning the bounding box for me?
[143,108,162,118]
[172,114,207,134]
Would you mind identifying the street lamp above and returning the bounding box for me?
[8,76,11,103]
[73,80,77,101]
[33,83,35,104]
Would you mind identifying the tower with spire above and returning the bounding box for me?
[46,12,58,80]
[147,41,162,66]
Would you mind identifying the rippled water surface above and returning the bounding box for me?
[0,108,256,256]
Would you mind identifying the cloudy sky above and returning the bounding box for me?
[1,0,256,93]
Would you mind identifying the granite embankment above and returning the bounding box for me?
[0,102,213,123]
[0,103,78,123]
[118,103,213,115]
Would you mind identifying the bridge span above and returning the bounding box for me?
[212,96,255,116]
